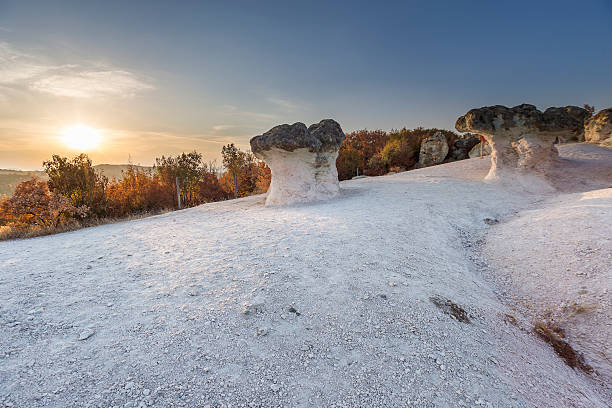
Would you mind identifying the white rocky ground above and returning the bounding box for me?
[0,144,610,408]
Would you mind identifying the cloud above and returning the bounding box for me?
[0,42,153,98]
[267,97,298,111]
[30,70,153,98]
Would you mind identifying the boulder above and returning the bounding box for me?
[455,104,585,180]
[468,142,492,158]
[418,131,449,167]
[585,108,612,143]
[449,133,480,161]
[250,119,345,206]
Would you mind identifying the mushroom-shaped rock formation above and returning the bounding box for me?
[418,131,449,167]
[455,104,586,180]
[250,119,345,206]
[585,108,612,144]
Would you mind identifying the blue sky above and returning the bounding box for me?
[1,0,611,169]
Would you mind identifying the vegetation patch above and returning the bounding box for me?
[533,320,593,374]
[430,295,470,323]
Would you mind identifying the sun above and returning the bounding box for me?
[61,124,102,151]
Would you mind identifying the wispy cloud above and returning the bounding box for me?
[0,42,153,98]
[30,70,153,98]
[267,97,299,111]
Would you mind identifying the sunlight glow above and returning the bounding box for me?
[61,124,102,151]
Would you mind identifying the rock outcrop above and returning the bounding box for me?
[250,119,345,206]
[455,104,585,180]
[585,108,612,144]
[418,131,449,167]
[547,106,590,142]
[468,142,492,158]
[449,133,480,161]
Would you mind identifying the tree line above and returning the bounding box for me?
[0,144,271,239]
[336,127,457,180]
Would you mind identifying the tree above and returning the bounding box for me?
[154,151,209,208]
[254,161,271,194]
[584,104,595,116]
[221,144,243,199]
[336,129,389,180]
[43,154,107,217]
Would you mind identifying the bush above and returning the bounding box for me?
[105,166,174,217]
[336,130,388,180]
[0,178,88,229]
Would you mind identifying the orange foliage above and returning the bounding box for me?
[0,178,88,228]
[337,130,388,180]
[105,167,174,217]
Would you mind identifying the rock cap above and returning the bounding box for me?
[250,119,345,154]
[455,104,587,136]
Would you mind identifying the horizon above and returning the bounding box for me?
[1,0,612,170]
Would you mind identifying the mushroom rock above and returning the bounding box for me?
[585,108,612,144]
[250,119,345,206]
[418,131,449,167]
[455,104,585,180]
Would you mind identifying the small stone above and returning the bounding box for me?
[78,329,95,341]
[142,389,150,396]
[270,384,280,392]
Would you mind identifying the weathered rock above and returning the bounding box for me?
[449,133,480,161]
[544,106,590,142]
[250,119,345,206]
[585,108,612,143]
[418,131,449,167]
[455,104,585,180]
[468,142,492,158]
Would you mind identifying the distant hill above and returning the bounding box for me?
[0,164,152,197]
[93,164,152,181]
[0,169,47,198]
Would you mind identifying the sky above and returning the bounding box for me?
[1,0,611,170]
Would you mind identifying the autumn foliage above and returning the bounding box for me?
[1,146,271,239]
[336,127,458,180]
[0,179,88,230]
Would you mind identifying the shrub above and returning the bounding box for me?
[0,178,88,229]
[336,130,388,180]
[105,166,174,217]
